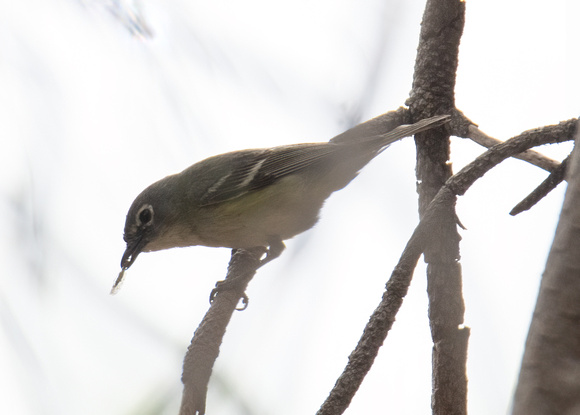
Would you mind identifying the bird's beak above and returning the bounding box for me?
[110,236,147,295]
[120,235,147,270]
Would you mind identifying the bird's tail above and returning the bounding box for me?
[330,114,450,147]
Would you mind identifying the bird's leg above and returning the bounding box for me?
[210,246,269,309]
[210,249,244,307]
[258,237,286,268]
[210,240,284,308]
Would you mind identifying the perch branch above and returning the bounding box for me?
[179,247,265,415]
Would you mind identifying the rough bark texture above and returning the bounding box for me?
[407,1,469,414]
[512,122,580,415]
[179,248,264,415]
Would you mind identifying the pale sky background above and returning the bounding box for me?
[1,1,579,414]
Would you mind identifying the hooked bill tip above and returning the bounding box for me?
[110,268,127,295]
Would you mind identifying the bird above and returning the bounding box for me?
[111,114,450,294]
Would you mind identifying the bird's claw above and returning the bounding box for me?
[259,239,286,268]
[209,280,249,311]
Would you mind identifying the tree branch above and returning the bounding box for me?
[451,109,565,174]
[179,247,265,415]
[464,125,562,173]
[510,154,570,216]
[407,0,468,413]
[447,119,578,196]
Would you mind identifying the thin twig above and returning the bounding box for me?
[466,125,561,173]
[510,155,571,216]
[448,119,578,196]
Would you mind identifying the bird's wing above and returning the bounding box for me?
[197,115,450,206]
[198,143,341,206]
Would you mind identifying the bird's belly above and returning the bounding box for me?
[196,176,328,249]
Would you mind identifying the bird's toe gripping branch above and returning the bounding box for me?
[209,239,285,310]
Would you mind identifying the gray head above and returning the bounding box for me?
[120,175,183,271]
[112,177,181,295]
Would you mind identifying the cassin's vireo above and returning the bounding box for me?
[112,114,449,293]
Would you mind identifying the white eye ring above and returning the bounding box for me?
[136,204,154,226]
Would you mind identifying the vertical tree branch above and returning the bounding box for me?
[407,1,469,414]
[512,121,580,415]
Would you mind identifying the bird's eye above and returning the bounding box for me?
[136,204,154,226]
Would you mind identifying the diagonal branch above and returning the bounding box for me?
[451,110,565,174]
[510,154,571,216]
[448,119,578,196]
[465,125,561,173]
